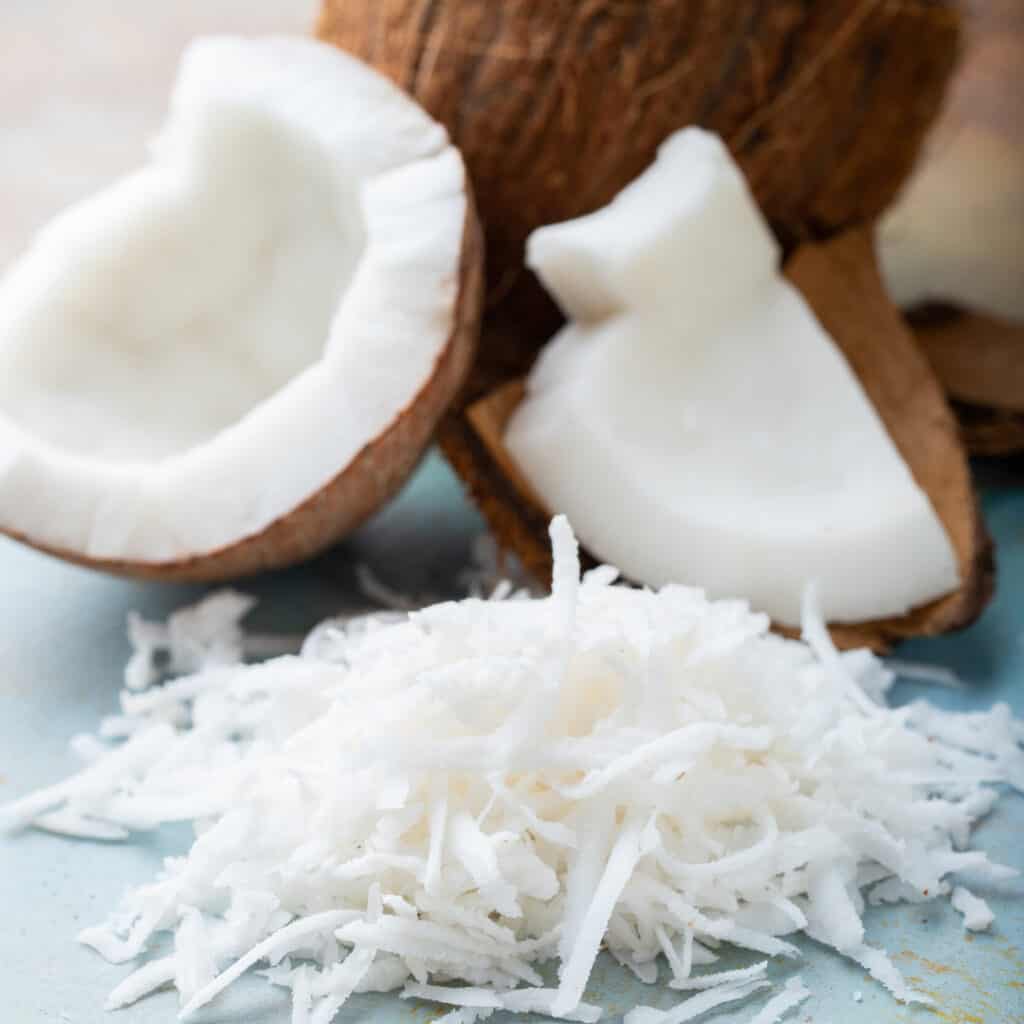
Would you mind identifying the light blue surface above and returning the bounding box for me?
[1,453,1022,1024]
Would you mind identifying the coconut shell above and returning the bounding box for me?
[441,231,993,651]
[318,0,960,395]
[954,402,1024,458]
[320,0,983,645]
[5,202,485,582]
[911,308,1024,416]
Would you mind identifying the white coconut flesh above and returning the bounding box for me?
[0,36,468,563]
[505,128,959,626]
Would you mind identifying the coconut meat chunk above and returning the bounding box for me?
[506,128,959,626]
[0,36,469,564]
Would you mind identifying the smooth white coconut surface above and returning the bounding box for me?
[506,128,959,626]
[0,36,467,560]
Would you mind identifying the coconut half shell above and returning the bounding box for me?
[442,231,992,651]
[6,210,483,583]
[0,37,484,581]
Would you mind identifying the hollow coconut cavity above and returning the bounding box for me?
[452,129,990,645]
[0,36,481,576]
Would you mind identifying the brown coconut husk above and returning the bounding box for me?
[442,232,993,652]
[318,0,960,397]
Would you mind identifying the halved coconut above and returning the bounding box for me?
[449,130,991,648]
[0,36,481,579]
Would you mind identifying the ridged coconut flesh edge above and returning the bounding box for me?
[318,0,960,397]
[0,37,483,581]
[446,231,992,653]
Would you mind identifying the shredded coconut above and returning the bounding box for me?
[950,886,995,932]
[745,976,810,1024]
[884,659,965,690]
[624,979,770,1024]
[2,515,1020,1023]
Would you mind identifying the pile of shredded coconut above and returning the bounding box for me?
[2,516,1022,1024]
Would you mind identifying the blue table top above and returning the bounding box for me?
[1,453,1022,1024]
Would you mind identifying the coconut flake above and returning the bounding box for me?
[403,984,602,1023]
[745,976,810,1024]
[34,809,129,841]
[885,659,965,689]
[951,887,995,931]
[181,911,358,1018]
[554,813,645,1014]
[105,957,177,1010]
[848,945,933,1006]
[668,961,767,991]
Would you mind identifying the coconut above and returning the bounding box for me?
[452,136,991,650]
[878,0,1024,446]
[0,36,482,579]
[317,0,988,647]
[908,311,1024,415]
[318,0,960,395]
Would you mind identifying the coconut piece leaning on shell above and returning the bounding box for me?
[455,133,992,651]
[0,36,482,580]
[878,0,1024,449]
